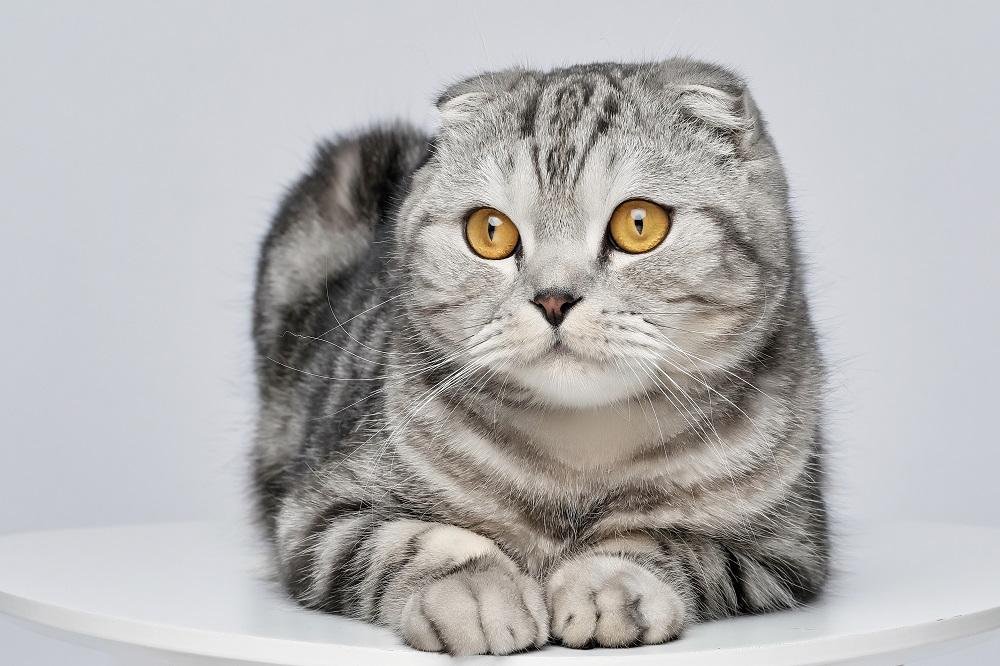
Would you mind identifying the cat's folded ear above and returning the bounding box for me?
[657,59,765,155]
[435,68,524,126]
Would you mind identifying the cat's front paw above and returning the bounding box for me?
[400,555,548,655]
[547,554,687,648]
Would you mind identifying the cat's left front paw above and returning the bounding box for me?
[547,554,687,648]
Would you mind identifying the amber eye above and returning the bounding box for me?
[608,199,670,254]
[465,208,520,260]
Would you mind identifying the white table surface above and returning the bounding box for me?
[1,522,999,666]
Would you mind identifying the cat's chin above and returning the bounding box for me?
[510,353,648,408]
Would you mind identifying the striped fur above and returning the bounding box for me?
[251,60,829,655]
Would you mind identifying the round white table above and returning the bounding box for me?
[1,522,999,665]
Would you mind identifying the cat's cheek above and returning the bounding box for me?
[410,226,520,301]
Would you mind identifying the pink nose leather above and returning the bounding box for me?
[531,291,580,327]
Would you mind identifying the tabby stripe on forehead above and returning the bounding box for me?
[570,93,622,188]
[529,143,545,192]
[520,89,541,138]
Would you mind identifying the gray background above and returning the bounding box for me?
[1,1,997,663]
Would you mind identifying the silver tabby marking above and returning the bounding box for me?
[251,59,829,655]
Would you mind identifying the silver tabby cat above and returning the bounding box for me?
[251,59,829,655]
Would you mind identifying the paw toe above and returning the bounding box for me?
[594,582,642,646]
[399,593,443,653]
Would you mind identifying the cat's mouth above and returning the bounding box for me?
[540,336,599,365]
[546,335,577,356]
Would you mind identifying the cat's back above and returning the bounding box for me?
[250,123,429,528]
[253,123,429,358]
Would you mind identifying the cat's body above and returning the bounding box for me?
[252,60,829,655]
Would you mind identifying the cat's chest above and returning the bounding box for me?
[508,396,693,470]
[397,392,737,569]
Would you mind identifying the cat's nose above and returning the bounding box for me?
[531,290,581,327]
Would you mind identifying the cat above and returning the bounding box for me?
[251,59,829,655]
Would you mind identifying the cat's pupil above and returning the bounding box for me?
[631,208,645,235]
[487,215,502,241]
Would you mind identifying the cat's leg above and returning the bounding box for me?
[395,528,549,656]
[547,529,827,648]
[274,504,548,655]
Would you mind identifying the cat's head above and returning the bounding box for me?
[396,60,795,408]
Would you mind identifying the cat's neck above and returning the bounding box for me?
[495,378,725,472]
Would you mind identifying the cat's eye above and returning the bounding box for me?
[465,208,520,260]
[608,199,670,254]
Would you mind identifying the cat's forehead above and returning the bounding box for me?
[495,66,654,186]
[434,68,659,220]
[524,77,644,199]
[438,66,651,159]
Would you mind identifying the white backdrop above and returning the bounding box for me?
[2,1,998,663]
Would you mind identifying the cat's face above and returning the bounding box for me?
[397,62,794,408]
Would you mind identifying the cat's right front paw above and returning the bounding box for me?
[547,554,687,648]
[400,555,548,655]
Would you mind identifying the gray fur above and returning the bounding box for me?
[251,59,829,654]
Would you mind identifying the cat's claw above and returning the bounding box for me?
[400,557,548,655]
[547,554,687,648]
